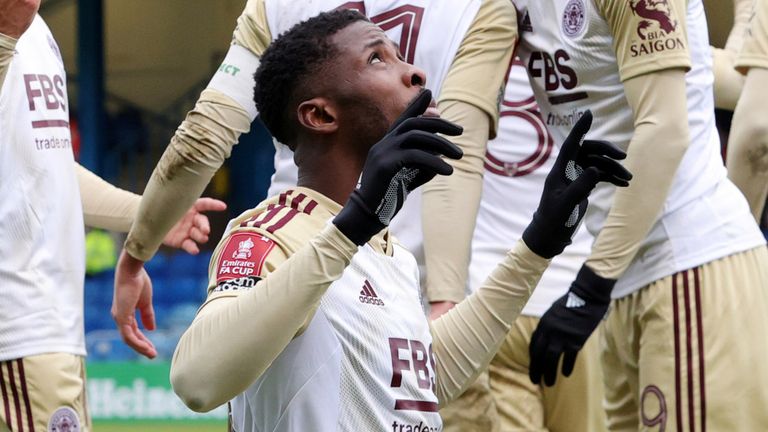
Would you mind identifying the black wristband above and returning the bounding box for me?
[332,193,385,246]
[522,214,572,259]
[570,265,616,305]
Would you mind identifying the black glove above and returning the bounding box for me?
[522,110,632,259]
[333,90,463,245]
[529,265,615,386]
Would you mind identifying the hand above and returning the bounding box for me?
[529,265,614,386]
[522,110,632,258]
[112,250,158,359]
[333,89,463,245]
[162,197,227,254]
[428,301,456,320]
[0,0,40,39]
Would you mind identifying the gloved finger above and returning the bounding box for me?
[561,166,601,209]
[529,330,548,385]
[543,346,563,386]
[554,110,593,170]
[389,89,433,132]
[578,154,633,185]
[400,130,463,160]
[399,149,455,177]
[562,350,579,377]
[396,116,464,137]
[581,139,627,160]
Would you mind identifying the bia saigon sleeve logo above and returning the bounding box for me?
[628,0,685,57]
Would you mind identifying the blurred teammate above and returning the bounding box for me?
[729,0,768,220]
[113,0,517,363]
[169,11,631,429]
[431,61,606,432]
[0,1,223,429]
[514,0,768,430]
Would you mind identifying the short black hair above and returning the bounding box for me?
[254,9,369,146]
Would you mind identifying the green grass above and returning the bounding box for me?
[93,421,226,431]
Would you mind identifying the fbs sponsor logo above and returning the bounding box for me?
[359,279,384,306]
[629,0,685,57]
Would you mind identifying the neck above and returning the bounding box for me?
[294,135,366,206]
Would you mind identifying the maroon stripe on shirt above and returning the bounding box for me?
[290,193,306,211]
[252,205,283,229]
[394,399,438,412]
[364,280,376,297]
[672,273,683,432]
[0,362,11,431]
[266,209,299,234]
[240,205,275,227]
[693,267,706,432]
[278,191,291,206]
[15,361,33,432]
[6,362,23,432]
[683,271,695,432]
[303,200,318,215]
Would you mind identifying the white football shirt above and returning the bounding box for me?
[513,0,764,298]
[0,16,86,360]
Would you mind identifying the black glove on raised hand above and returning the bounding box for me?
[522,110,632,259]
[529,265,615,386]
[333,90,463,245]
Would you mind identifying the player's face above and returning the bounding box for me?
[329,20,429,141]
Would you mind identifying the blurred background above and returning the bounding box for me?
[36,0,737,430]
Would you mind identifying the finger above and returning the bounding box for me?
[396,116,464,137]
[390,89,433,131]
[193,213,211,235]
[118,320,157,358]
[194,197,228,212]
[579,155,633,184]
[543,346,562,387]
[556,110,593,168]
[400,130,463,159]
[400,149,455,176]
[139,304,156,332]
[528,331,547,384]
[181,238,201,255]
[189,226,209,244]
[562,350,579,377]
[581,139,627,160]
[561,167,601,209]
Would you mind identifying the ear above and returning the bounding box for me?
[297,98,338,135]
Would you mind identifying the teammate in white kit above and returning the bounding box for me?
[112,0,517,360]
[169,10,632,430]
[0,1,223,429]
[434,61,607,432]
[513,0,768,430]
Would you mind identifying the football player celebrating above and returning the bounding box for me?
[113,0,517,372]
[169,10,631,429]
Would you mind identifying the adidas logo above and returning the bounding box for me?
[359,279,384,306]
[520,11,533,32]
[566,292,586,308]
